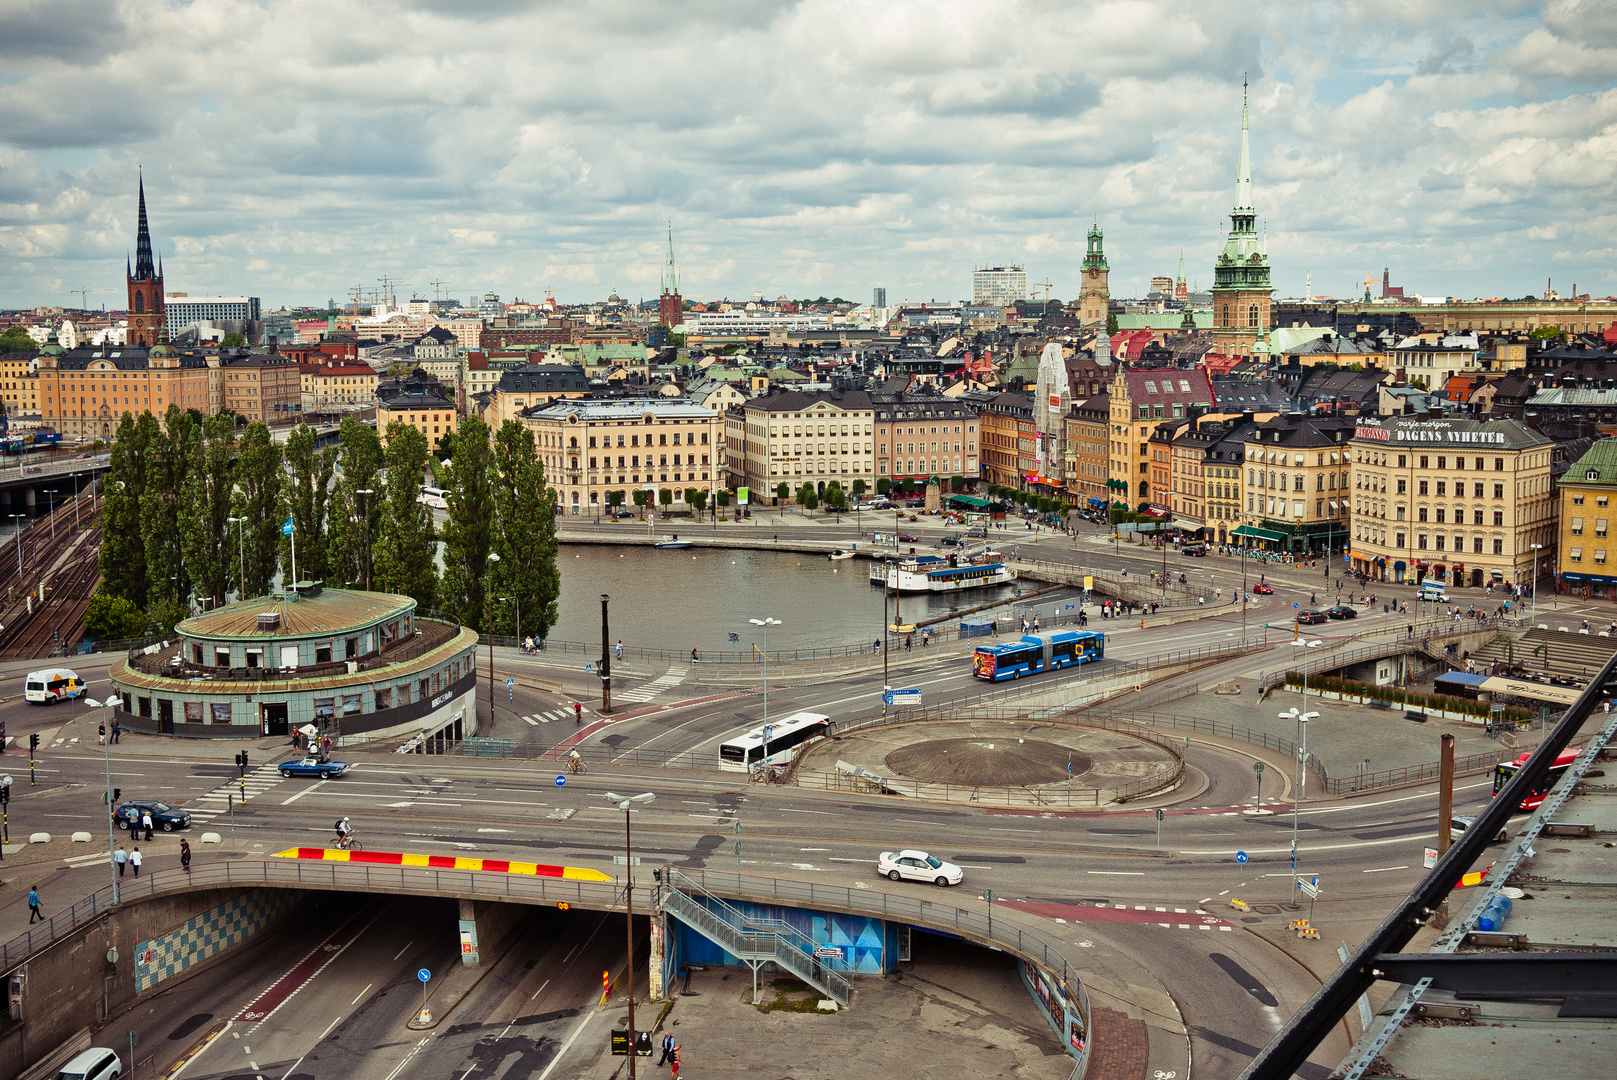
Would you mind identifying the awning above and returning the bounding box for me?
[1232,525,1286,542]
[947,494,991,507]
[1561,573,1585,582]
[1171,518,1206,532]
[1143,505,1170,518]
[1561,572,1617,584]
[1087,497,1107,507]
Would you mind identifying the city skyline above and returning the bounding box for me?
[1,1,1613,309]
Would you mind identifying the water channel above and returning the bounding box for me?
[546,544,1079,653]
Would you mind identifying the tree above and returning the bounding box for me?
[1106,312,1119,335]
[852,479,866,497]
[607,489,625,514]
[99,411,155,605]
[440,415,496,630]
[221,332,248,348]
[434,428,457,462]
[632,489,651,516]
[658,488,674,513]
[950,474,965,493]
[687,488,708,519]
[775,480,790,504]
[876,478,891,496]
[489,420,560,642]
[824,481,846,512]
[144,596,187,637]
[232,422,284,600]
[178,415,237,610]
[797,482,819,511]
[141,405,196,607]
[0,326,37,353]
[716,490,731,512]
[280,424,336,585]
[374,420,439,609]
[328,417,384,589]
[84,591,149,641]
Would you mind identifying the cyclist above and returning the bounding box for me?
[334,817,353,848]
[568,749,584,774]
[573,701,583,725]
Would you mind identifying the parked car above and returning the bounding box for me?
[1296,609,1329,625]
[1252,583,1274,595]
[876,849,963,886]
[114,800,191,832]
[897,533,919,542]
[1325,605,1357,620]
[940,534,963,546]
[278,755,351,779]
[55,1048,121,1080]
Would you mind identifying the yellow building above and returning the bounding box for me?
[1064,396,1109,507]
[1108,368,1214,509]
[300,357,379,413]
[1235,415,1354,554]
[1348,417,1555,589]
[518,398,722,516]
[0,351,39,420]
[37,343,210,440]
[732,389,875,502]
[1554,440,1617,601]
[378,382,458,451]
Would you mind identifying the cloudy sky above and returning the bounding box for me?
[1,0,1614,311]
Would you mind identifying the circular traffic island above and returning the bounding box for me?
[885,737,1091,787]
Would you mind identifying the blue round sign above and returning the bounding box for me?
[555,774,567,787]
[417,968,431,983]
[1235,851,1249,864]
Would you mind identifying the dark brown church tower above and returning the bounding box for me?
[126,173,165,347]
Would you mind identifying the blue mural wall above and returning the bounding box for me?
[1020,958,1092,1075]
[668,897,898,976]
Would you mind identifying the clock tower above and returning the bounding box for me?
[1078,219,1109,327]
[1210,81,1273,359]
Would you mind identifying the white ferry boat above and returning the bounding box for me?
[881,554,1016,594]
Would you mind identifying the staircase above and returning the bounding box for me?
[664,871,851,1006]
[1469,627,1617,684]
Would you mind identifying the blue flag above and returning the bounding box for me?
[282,516,295,536]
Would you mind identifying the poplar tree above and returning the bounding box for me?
[99,411,155,605]
[178,414,237,610]
[490,420,560,642]
[375,420,439,609]
[328,416,384,589]
[232,421,284,599]
[280,423,335,585]
[439,416,495,630]
[140,405,195,606]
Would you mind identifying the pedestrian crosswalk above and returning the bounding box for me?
[519,708,582,726]
[616,665,689,704]
[187,765,287,820]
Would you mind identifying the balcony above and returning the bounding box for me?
[126,617,462,681]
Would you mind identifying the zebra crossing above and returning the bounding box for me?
[187,765,288,820]
[519,707,580,726]
[615,665,689,704]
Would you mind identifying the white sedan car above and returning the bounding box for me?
[877,849,963,886]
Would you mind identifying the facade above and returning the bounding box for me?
[1210,87,1273,360]
[1236,414,1354,553]
[0,352,40,419]
[1030,343,1072,489]
[299,357,379,413]
[1389,339,1479,391]
[1169,420,1221,529]
[125,176,165,348]
[659,224,684,327]
[872,395,979,483]
[165,296,262,340]
[1078,224,1110,327]
[680,311,830,338]
[38,344,209,440]
[377,382,458,449]
[1348,417,1555,588]
[1108,368,1215,506]
[1204,420,1256,544]
[482,364,592,430]
[108,584,479,743]
[732,389,875,502]
[217,353,300,424]
[520,398,722,516]
[1064,396,1110,507]
[978,392,1035,490]
[972,266,1027,306]
[1555,440,1617,600]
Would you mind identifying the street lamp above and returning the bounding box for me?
[356,489,375,590]
[749,617,780,738]
[43,489,55,542]
[1284,636,1323,906]
[500,596,521,651]
[70,475,80,531]
[83,695,118,902]
[228,516,247,601]
[9,513,24,577]
[1530,542,1543,623]
[602,790,656,1080]
[486,552,501,727]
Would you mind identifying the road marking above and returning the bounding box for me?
[351,983,373,1004]
[392,940,414,961]
[530,977,550,1001]
[1362,865,1409,873]
[383,1036,433,1080]
[62,851,109,867]
[534,982,609,1080]
[778,808,835,815]
[1086,870,1144,876]
[827,857,866,864]
[523,716,539,726]
[280,780,326,806]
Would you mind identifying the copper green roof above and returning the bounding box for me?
[1562,439,1617,485]
[176,588,413,640]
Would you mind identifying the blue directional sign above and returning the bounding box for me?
[883,689,923,707]
[1292,601,1300,609]
[506,678,515,688]
[555,775,567,787]
[586,662,595,673]
[418,968,431,983]
[1235,851,1249,864]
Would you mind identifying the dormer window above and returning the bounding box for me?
[1589,469,1600,481]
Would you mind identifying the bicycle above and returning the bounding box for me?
[569,757,588,775]
[330,834,363,851]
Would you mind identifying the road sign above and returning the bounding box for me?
[1155,808,1164,821]
[613,855,642,866]
[1297,877,1320,900]
[884,689,922,706]
[506,678,515,688]
[418,968,431,983]
[555,775,567,787]
[814,945,844,960]
[1235,851,1249,864]
[1423,847,1438,868]
[1253,760,1265,774]
[586,662,594,673]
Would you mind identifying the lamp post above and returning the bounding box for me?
[1530,542,1543,623]
[603,791,655,1080]
[228,516,247,601]
[486,552,501,728]
[749,617,780,737]
[356,488,375,590]
[70,475,80,530]
[84,695,118,902]
[43,489,55,542]
[9,513,24,578]
[500,596,520,651]
[1283,636,1323,906]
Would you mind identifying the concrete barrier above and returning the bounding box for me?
[200,832,223,844]
[28,832,50,844]
[70,832,92,843]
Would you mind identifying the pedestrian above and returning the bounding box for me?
[111,718,121,744]
[141,810,154,841]
[691,647,700,663]
[180,839,191,874]
[98,720,106,746]
[671,1044,681,1079]
[115,845,127,877]
[27,885,41,923]
[130,848,142,876]
[659,1033,676,1066]
[616,640,624,660]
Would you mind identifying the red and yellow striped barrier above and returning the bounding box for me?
[274,847,611,881]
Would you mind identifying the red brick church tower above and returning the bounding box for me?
[126,172,165,347]
[658,222,683,328]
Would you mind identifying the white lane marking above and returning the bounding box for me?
[383,1036,433,1080]
[827,857,867,864]
[523,716,539,726]
[1291,780,1492,817]
[350,983,373,1004]
[778,808,836,815]
[1181,835,1437,856]
[534,969,612,1080]
[1087,870,1145,876]
[1363,865,1410,874]
[280,780,326,807]
[392,940,414,961]
[799,847,830,852]
[63,852,110,867]
[530,977,550,1001]
[170,1020,230,1080]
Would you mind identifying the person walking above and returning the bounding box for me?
[141,810,154,841]
[111,718,121,744]
[98,720,106,746]
[180,839,191,874]
[670,1044,681,1079]
[658,1033,675,1066]
[115,845,128,877]
[130,848,142,876]
[27,885,41,923]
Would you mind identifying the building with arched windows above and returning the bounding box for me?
[1211,84,1273,361]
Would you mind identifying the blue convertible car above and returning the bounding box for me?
[277,756,351,779]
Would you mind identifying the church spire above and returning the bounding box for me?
[661,220,679,295]
[133,169,156,281]
[1234,75,1253,211]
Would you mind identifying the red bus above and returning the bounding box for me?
[1492,748,1580,811]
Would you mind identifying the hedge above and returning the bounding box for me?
[1284,671,1535,724]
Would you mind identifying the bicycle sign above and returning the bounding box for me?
[1236,851,1249,864]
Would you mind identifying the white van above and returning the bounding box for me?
[418,486,449,511]
[25,668,83,704]
[56,1047,121,1080]
[1416,583,1450,603]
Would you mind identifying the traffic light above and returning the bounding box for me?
[0,780,10,803]
[28,733,38,752]
[234,751,249,775]
[112,787,121,804]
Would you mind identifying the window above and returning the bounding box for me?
[1418,507,1428,522]
[316,642,333,664]
[314,697,335,723]
[1495,458,1505,471]
[1418,534,1428,549]
[1493,510,1504,526]
[345,636,359,659]
[1493,538,1504,555]
[185,701,204,722]
[1397,506,1406,520]
[1599,519,1609,538]
[1397,479,1407,494]
[1570,546,1583,561]
[1418,480,1428,495]
[1144,381,1157,393]
[1473,536,1484,554]
[1435,508,1446,523]
[1493,484,1504,499]
[1420,456,1428,469]
[1474,483,1484,498]
[343,694,363,716]
[419,678,430,700]
[376,687,392,710]
[1601,496,1611,508]
[1436,481,1446,497]
[1395,532,1406,547]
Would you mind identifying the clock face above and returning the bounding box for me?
[1087,268,1099,279]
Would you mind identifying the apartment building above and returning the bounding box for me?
[1348,416,1554,588]
[978,391,1035,490]
[1555,440,1617,600]
[1065,396,1109,508]
[0,351,40,420]
[519,398,721,516]
[1203,418,1260,544]
[730,389,875,502]
[378,381,458,451]
[1108,368,1214,508]
[215,352,300,424]
[299,357,379,413]
[1235,414,1355,553]
[38,343,211,440]
[873,395,979,482]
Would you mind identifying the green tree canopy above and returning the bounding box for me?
[141,405,196,606]
[232,421,284,600]
[489,420,560,642]
[84,591,149,641]
[179,414,238,610]
[99,411,155,606]
[280,423,336,585]
[328,417,384,589]
[375,420,439,609]
[439,416,496,630]
[0,326,37,353]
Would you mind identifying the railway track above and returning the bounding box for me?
[3,522,103,658]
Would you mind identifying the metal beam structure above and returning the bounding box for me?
[1371,953,1617,1013]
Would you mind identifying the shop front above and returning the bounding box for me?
[1559,572,1617,601]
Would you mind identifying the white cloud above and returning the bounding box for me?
[1,0,1615,308]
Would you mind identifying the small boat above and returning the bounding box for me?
[654,535,693,550]
[828,549,854,561]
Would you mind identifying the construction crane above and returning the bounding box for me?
[1031,280,1054,302]
[377,275,409,309]
[1361,273,1377,300]
[429,278,452,301]
[348,285,368,314]
[69,287,110,310]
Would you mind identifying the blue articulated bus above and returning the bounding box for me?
[972,630,1105,681]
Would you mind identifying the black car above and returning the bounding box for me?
[1296,609,1329,625]
[1325,605,1357,620]
[114,800,192,832]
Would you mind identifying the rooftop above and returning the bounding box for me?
[176,587,413,640]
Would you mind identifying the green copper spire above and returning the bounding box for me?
[1235,75,1253,211]
[661,220,679,295]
